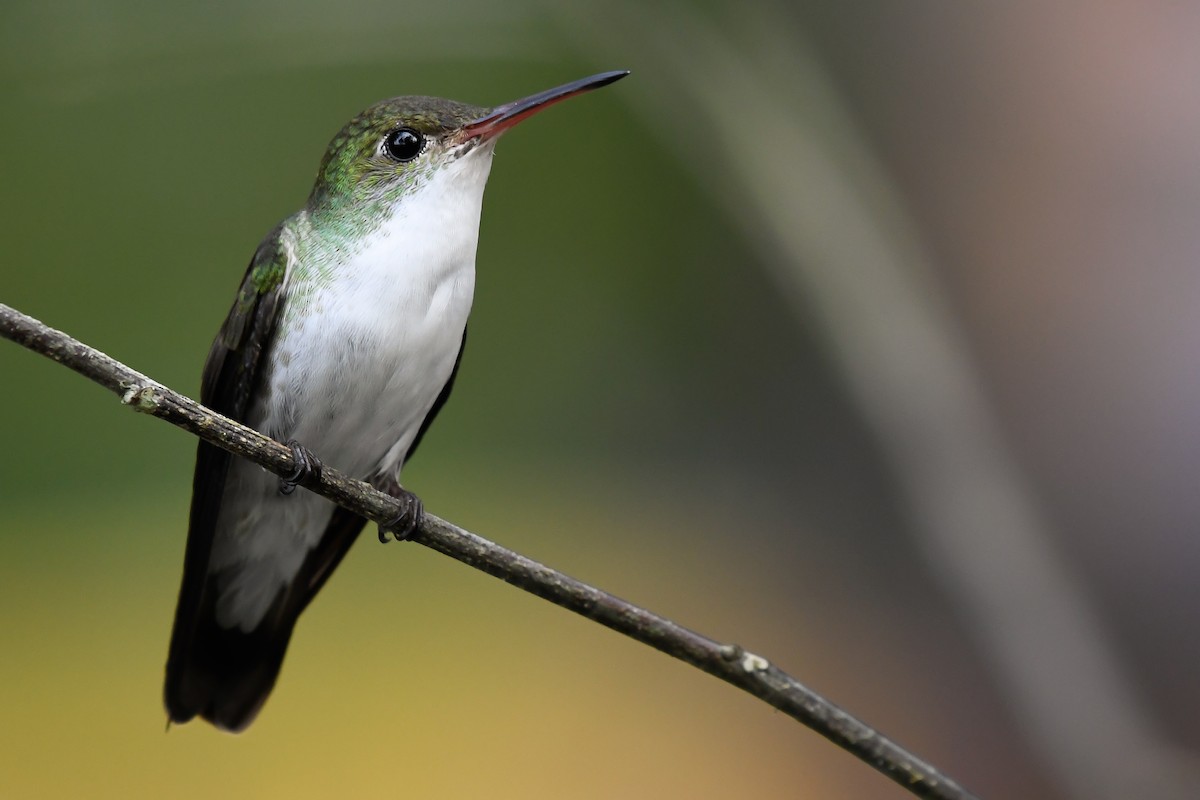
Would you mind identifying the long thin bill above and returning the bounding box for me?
[464,70,630,140]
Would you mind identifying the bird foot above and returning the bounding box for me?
[375,478,424,543]
[279,440,323,495]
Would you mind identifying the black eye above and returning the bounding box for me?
[384,128,424,162]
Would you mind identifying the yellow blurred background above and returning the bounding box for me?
[3,2,1199,798]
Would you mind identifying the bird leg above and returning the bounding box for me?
[279,440,323,495]
[373,475,424,543]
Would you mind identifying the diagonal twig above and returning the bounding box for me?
[0,301,979,800]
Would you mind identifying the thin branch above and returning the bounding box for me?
[0,302,978,800]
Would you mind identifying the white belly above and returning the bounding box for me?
[262,240,474,481]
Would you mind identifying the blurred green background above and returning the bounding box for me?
[3,2,1198,798]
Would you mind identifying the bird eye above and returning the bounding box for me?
[384,128,424,162]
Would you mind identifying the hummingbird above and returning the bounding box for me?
[164,70,629,732]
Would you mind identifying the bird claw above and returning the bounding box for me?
[279,440,322,495]
[377,486,423,543]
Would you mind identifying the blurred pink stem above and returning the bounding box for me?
[559,4,1198,798]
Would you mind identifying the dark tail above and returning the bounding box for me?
[165,502,367,732]
[165,595,298,732]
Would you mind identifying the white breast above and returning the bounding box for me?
[266,216,476,480]
[209,143,496,631]
[267,151,493,479]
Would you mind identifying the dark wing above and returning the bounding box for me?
[165,254,468,731]
[164,227,289,728]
